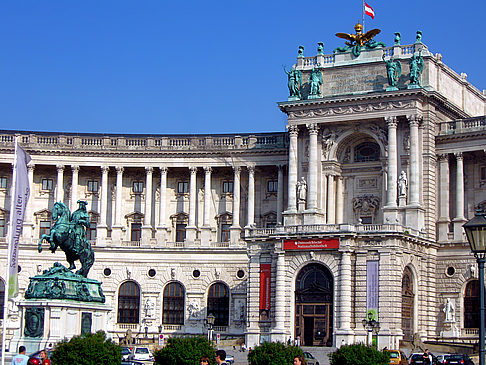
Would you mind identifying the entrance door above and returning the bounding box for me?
[295,264,333,346]
[402,267,414,341]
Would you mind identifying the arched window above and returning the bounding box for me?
[0,280,4,320]
[464,280,479,328]
[208,283,229,326]
[117,281,140,324]
[354,142,380,162]
[163,282,185,325]
[402,267,414,341]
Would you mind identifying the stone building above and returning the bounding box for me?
[0,31,485,350]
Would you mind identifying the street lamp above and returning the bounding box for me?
[362,312,380,347]
[205,313,215,342]
[463,207,486,365]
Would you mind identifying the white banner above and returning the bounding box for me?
[7,140,31,298]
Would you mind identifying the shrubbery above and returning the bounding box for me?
[154,336,215,365]
[247,341,303,365]
[51,331,121,365]
[330,344,389,365]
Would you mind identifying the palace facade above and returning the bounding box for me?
[0,35,485,350]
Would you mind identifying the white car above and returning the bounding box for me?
[225,354,235,364]
[130,346,154,361]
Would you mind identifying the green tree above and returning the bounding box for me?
[154,336,216,365]
[51,331,121,365]
[248,341,303,365]
[330,344,390,365]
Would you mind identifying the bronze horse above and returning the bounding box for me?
[38,202,94,277]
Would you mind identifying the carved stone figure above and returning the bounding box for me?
[145,298,155,318]
[383,54,401,89]
[352,195,380,216]
[298,45,304,58]
[416,30,423,43]
[394,32,401,45]
[317,42,324,55]
[188,299,200,319]
[308,64,323,97]
[24,307,44,338]
[38,201,94,277]
[409,49,424,87]
[444,298,455,323]
[297,177,307,203]
[398,171,408,197]
[284,66,302,99]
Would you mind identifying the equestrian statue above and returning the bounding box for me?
[38,200,95,277]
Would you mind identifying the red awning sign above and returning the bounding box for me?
[283,238,339,250]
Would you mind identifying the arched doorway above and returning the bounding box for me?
[402,267,414,341]
[295,263,333,346]
[464,280,479,328]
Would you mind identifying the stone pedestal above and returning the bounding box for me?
[405,205,426,231]
[186,226,197,242]
[303,210,324,225]
[230,227,242,246]
[282,211,303,226]
[141,226,153,246]
[111,225,124,242]
[200,227,212,247]
[155,226,168,244]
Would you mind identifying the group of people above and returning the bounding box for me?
[11,346,50,365]
[199,350,229,365]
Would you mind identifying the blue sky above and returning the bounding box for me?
[1,1,485,135]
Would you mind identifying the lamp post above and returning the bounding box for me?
[206,313,215,342]
[362,312,380,347]
[463,208,486,365]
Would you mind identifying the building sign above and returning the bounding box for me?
[283,238,339,251]
[366,260,379,320]
[259,264,271,312]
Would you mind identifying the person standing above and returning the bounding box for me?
[40,350,50,365]
[11,346,29,365]
[293,355,307,365]
[215,349,228,365]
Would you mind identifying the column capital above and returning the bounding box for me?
[27,163,35,172]
[56,164,65,172]
[287,125,299,136]
[437,153,449,162]
[247,165,255,174]
[407,114,422,126]
[101,165,110,173]
[233,166,241,174]
[384,116,398,128]
[306,123,319,135]
[116,166,124,174]
[160,166,168,174]
[71,165,80,172]
[145,166,154,174]
[454,152,463,160]
[204,166,212,174]
[189,166,198,174]
[277,164,286,172]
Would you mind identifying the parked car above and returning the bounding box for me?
[409,352,438,365]
[121,361,145,365]
[129,346,154,361]
[444,354,474,365]
[436,355,451,364]
[303,351,320,365]
[121,347,132,361]
[225,354,235,364]
[386,350,409,365]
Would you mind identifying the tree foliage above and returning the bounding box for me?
[51,331,121,365]
[154,336,216,365]
[247,341,303,365]
[330,344,390,365]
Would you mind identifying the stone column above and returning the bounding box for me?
[453,152,466,241]
[141,167,153,244]
[246,166,255,227]
[156,167,168,243]
[230,166,241,244]
[306,123,319,210]
[56,164,64,203]
[23,163,35,239]
[287,125,298,212]
[272,252,287,342]
[327,174,336,224]
[338,251,352,332]
[408,115,421,206]
[277,165,284,225]
[186,166,198,242]
[438,154,450,242]
[385,116,398,208]
[98,165,109,241]
[112,166,124,242]
[201,166,212,246]
[336,176,344,224]
[70,165,79,211]
[322,172,328,223]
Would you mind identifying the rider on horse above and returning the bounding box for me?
[71,200,90,255]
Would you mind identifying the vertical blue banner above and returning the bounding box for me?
[366,260,379,320]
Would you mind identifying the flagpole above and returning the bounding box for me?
[1,137,19,365]
[362,0,365,32]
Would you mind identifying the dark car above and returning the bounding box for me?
[444,354,474,365]
[410,353,439,365]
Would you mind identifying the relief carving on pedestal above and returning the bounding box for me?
[352,195,380,219]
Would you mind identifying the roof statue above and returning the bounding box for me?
[284,65,303,101]
[382,53,401,91]
[334,22,386,57]
[408,48,424,89]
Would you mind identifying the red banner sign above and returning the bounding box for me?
[259,264,271,310]
[283,238,339,250]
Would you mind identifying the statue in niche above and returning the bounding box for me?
[297,177,307,203]
[409,49,424,87]
[308,64,323,97]
[188,300,200,319]
[283,66,302,99]
[444,298,455,323]
[144,298,155,318]
[382,53,401,89]
[398,171,408,197]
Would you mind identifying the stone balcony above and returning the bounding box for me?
[438,116,486,136]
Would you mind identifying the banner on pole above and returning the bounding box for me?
[366,260,379,320]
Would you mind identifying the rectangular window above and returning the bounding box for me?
[267,180,278,193]
[39,221,51,238]
[360,216,373,224]
[221,223,231,242]
[132,181,144,194]
[177,182,188,194]
[0,177,7,189]
[222,181,233,193]
[87,222,97,241]
[42,179,53,191]
[87,180,99,193]
[131,223,142,241]
[0,219,5,237]
[481,166,486,181]
[176,223,186,242]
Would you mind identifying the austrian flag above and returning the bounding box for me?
[364,2,375,19]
